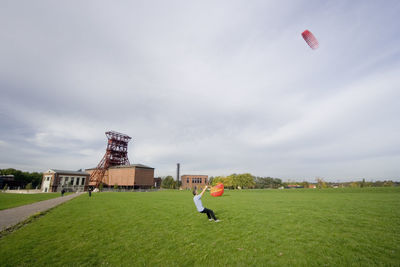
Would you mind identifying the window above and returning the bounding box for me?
[199,178,202,183]
[76,177,80,185]
[205,178,207,184]
[81,178,85,185]
[70,177,74,185]
[187,178,189,183]
[46,177,50,181]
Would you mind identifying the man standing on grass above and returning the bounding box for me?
[193,186,220,222]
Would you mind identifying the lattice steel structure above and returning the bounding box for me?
[89,131,132,188]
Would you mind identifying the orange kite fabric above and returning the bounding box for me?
[210,183,224,197]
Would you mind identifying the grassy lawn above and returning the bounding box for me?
[0,187,399,266]
[0,192,66,210]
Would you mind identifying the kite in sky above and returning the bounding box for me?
[302,30,319,50]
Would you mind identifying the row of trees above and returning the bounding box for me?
[210,174,285,189]
[271,179,400,189]
[254,177,283,189]
[0,168,43,188]
[159,174,399,190]
[159,174,282,190]
[210,173,256,189]
[161,176,180,189]
[331,179,397,188]
[159,173,284,190]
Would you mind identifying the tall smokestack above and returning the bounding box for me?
[177,163,180,184]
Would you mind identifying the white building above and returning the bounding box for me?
[41,169,90,192]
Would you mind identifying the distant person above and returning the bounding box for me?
[193,186,220,222]
[88,187,92,197]
[61,189,65,197]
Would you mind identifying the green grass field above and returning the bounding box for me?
[0,192,65,210]
[0,188,399,266]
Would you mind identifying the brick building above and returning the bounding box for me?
[41,169,90,192]
[181,174,208,190]
[86,164,155,189]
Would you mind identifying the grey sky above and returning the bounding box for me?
[1,1,400,181]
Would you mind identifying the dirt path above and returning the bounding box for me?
[0,193,84,231]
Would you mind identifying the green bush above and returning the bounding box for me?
[161,176,176,189]
[26,183,32,190]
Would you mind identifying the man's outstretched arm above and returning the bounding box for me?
[200,185,208,196]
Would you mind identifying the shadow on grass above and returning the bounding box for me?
[214,208,227,217]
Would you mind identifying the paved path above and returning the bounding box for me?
[0,193,84,231]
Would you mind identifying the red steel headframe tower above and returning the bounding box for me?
[89,131,132,188]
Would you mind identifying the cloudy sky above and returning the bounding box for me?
[1,1,399,181]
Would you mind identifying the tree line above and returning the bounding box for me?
[209,174,284,189]
[161,176,179,189]
[159,173,399,190]
[159,173,284,189]
[0,168,43,189]
[313,178,399,188]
